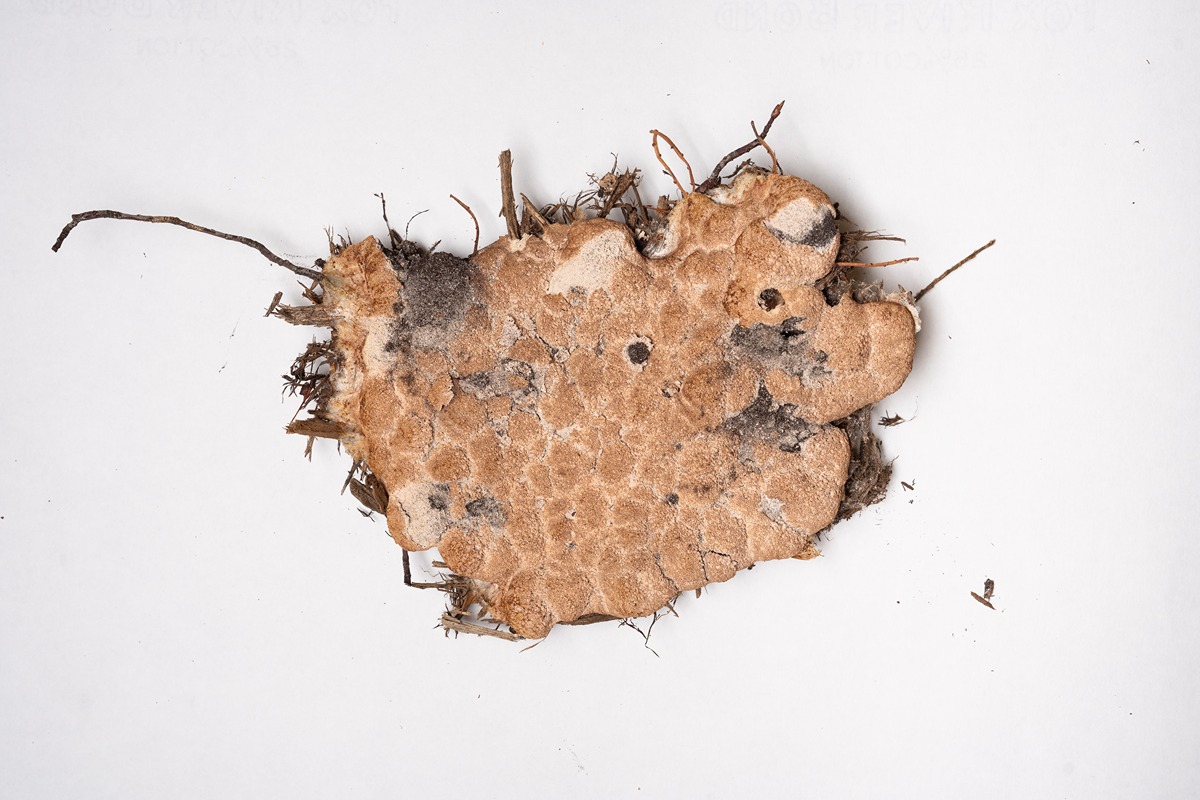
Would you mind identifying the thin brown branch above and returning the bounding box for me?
[752,120,779,174]
[650,131,685,195]
[843,231,907,244]
[375,192,401,250]
[498,150,520,240]
[51,210,322,280]
[648,129,696,193]
[629,181,650,226]
[915,239,996,302]
[520,193,550,235]
[400,550,454,589]
[696,100,785,193]
[836,256,920,268]
[263,291,284,318]
[448,194,480,257]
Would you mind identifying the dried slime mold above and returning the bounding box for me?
[55,106,986,641]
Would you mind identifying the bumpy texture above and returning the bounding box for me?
[320,171,916,638]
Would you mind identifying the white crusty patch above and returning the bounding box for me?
[887,290,923,332]
[395,482,450,549]
[547,227,628,295]
[764,198,834,249]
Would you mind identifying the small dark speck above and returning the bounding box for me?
[665,492,679,505]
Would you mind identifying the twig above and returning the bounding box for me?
[263,291,284,318]
[400,549,446,589]
[649,129,696,193]
[440,613,523,641]
[51,210,322,280]
[375,192,401,250]
[404,209,428,240]
[752,120,779,174]
[836,256,920,268]
[449,194,480,257]
[498,150,520,240]
[844,231,907,244]
[629,181,650,226]
[619,613,662,657]
[915,239,996,302]
[696,100,785,193]
[520,193,550,234]
[595,169,639,218]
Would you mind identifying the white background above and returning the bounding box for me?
[2,1,1198,797]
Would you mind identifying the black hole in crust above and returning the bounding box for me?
[626,341,651,365]
[758,288,783,311]
[665,492,679,505]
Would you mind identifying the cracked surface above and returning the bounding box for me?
[320,171,916,638]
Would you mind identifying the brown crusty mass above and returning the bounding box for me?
[319,171,916,638]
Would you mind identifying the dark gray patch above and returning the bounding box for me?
[382,245,477,353]
[724,385,820,452]
[384,299,411,353]
[402,251,475,329]
[665,492,679,505]
[767,206,837,249]
[428,484,450,511]
[729,317,808,357]
[465,494,507,527]
[626,341,651,365]
[729,319,835,385]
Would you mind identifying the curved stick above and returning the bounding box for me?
[52,210,323,281]
[649,129,696,193]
